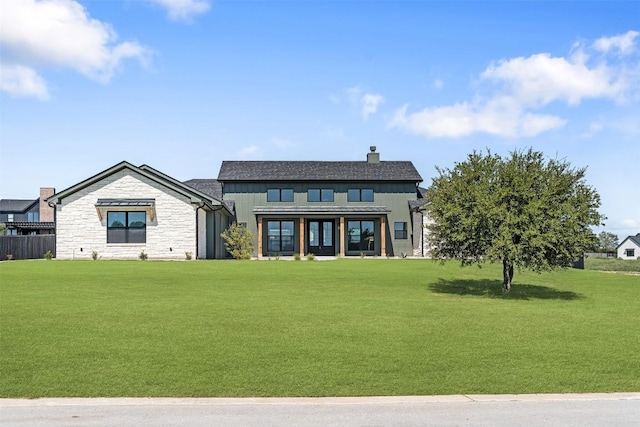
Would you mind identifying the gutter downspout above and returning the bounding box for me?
[47,200,57,258]
[195,202,206,260]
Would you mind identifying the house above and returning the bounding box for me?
[47,148,428,259]
[217,147,423,257]
[616,233,640,260]
[0,188,56,235]
[409,186,431,257]
[46,161,232,259]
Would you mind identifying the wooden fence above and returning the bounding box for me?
[0,235,56,260]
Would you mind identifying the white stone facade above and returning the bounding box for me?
[56,170,200,260]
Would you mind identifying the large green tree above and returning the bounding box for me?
[425,148,605,292]
[596,231,618,253]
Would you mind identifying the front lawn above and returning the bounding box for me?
[1,259,638,397]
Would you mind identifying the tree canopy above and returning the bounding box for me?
[425,148,605,292]
[596,231,618,253]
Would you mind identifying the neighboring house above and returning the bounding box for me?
[46,161,232,260]
[218,147,424,257]
[46,148,429,259]
[616,233,640,260]
[0,188,56,235]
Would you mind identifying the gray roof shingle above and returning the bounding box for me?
[183,179,223,200]
[217,161,422,182]
[0,199,38,212]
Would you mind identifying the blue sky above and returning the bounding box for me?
[1,0,639,239]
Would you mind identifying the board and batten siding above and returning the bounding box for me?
[224,181,418,256]
[55,170,199,260]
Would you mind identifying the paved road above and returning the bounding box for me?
[2,394,639,427]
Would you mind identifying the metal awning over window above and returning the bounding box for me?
[95,199,156,221]
[252,206,391,215]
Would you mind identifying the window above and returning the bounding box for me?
[394,222,408,239]
[267,188,294,202]
[7,214,14,222]
[107,211,146,243]
[347,188,374,202]
[27,212,39,222]
[307,189,334,202]
[267,220,295,253]
[347,220,375,251]
[625,249,635,257]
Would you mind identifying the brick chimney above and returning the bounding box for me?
[39,187,55,222]
[367,146,380,163]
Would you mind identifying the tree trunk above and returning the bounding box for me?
[502,259,514,293]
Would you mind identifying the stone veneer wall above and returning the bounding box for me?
[56,170,198,260]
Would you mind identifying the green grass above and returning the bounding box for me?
[1,259,639,397]
[585,256,640,272]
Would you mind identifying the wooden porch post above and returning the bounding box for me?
[299,217,305,257]
[257,216,263,258]
[380,216,386,257]
[339,216,345,257]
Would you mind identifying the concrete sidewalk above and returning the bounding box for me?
[2,393,639,427]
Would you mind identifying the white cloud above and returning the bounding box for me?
[345,86,384,120]
[593,30,639,55]
[150,0,211,22]
[361,93,384,120]
[391,31,639,139]
[0,0,150,98]
[271,138,295,149]
[0,63,48,99]
[433,79,444,90]
[238,145,261,160]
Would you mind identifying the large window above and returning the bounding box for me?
[27,212,39,222]
[348,220,375,251]
[394,222,408,239]
[267,220,295,253]
[625,249,635,257]
[347,188,374,202]
[107,211,146,243]
[307,189,334,202]
[267,188,294,202]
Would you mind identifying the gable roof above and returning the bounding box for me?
[0,199,38,212]
[183,179,235,212]
[47,161,230,214]
[217,161,423,182]
[617,233,640,249]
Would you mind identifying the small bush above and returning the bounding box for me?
[306,253,316,261]
[185,251,193,261]
[400,252,408,259]
[221,223,255,260]
[44,250,53,260]
[360,252,365,259]
[139,250,148,261]
[294,253,301,261]
[6,254,14,261]
[91,251,99,261]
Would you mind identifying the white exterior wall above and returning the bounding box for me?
[617,237,640,260]
[56,170,198,260]
[413,210,433,257]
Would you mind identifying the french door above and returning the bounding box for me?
[308,220,334,256]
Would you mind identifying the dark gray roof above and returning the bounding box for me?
[218,161,422,182]
[0,199,38,212]
[4,221,55,229]
[183,179,223,200]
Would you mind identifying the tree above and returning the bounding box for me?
[425,148,605,292]
[596,231,618,253]
[221,222,255,260]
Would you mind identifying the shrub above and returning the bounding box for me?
[221,223,255,260]
[306,253,316,261]
[6,254,14,261]
[400,251,408,259]
[185,251,193,261]
[360,252,365,259]
[139,250,148,261]
[44,250,54,260]
[294,253,301,261]
[91,251,99,261]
